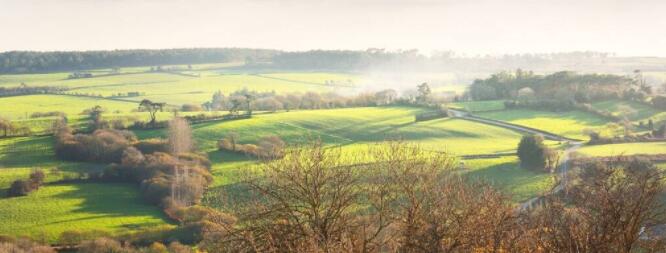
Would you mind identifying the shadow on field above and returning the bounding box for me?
[203,150,260,210]
[0,136,55,167]
[464,161,552,202]
[46,183,170,227]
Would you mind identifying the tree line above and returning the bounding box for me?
[468,70,636,103]
[202,84,435,114]
[3,48,649,74]
[0,48,279,74]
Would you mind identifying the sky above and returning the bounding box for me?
[1,0,666,56]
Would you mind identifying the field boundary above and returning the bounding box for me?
[250,74,355,88]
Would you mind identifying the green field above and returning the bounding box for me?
[5,65,662,243]
[0,183,170,242]
[0,136,100,193]
[591,99,662,122]
[138,107,531,156]
[0,71,364,123]
[134,107,557,206]
[577,142,666,157]
[463,156,555,202]
[0,94,139,119]
[477,109,611,140]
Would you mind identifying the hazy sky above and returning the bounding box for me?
[2,0,665,56]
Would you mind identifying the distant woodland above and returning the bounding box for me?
[2,48,666,74]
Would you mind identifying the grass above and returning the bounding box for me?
[576,142,666,157]
[137,107,531,156]
[463,156,555,202]
[0,136,99,193]
[0,72,71,87]
[0,94,139,119]
[477,109,611,140]
[0,183,170,242]
[33,72,361,105]
[449,100,506,112]
[135,107,557,206]
[591,99,661,122]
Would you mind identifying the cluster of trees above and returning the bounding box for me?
[54,123,137,163]
[517,135,560,172]
[0,237,54,253]
[217,133,286,159]
[0,48,279,73]
[67,72,93,79]
[469,70,635,104]
[203,88,408,113]
[54,118,212,208]
[195,142,665,252]
[0,84,68,97]
[77,238,194,253]
[7,170,45,197]
[0,118,31,137]
[271,49,423,70]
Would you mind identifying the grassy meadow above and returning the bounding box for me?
[0,183,170,242]
[132,106,559,206]
[477,109,611,140]
[576,142,666,157]
[0,94,139,119]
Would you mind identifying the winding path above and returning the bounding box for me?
[448,109,583,211]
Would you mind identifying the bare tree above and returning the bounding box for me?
[205,141,523,252]
[168,117,193,154]
[524,158,666,252]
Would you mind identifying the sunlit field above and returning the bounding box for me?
[0,183,170,242]
[477,109,611,140]
[576,142,666,156]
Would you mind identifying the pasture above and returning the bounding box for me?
[591,99,661,122]
[133,106,558,206]
[0,94,139,120]
[2,65,665,244]
[477,109,611,140]
[576,142,666,157]
[0,183,170,242]
[138,107,533,156]
[0,136,98,193]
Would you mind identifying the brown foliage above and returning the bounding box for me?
[523,158,666,252]
[200,142,666,253]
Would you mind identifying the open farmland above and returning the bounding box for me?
[591,99,662,122]
[0,136,99,192]
[0,94,139,120]
[14,71,363,106]
[130,106,559,206]
[576,142,666,157]
[138,107,538,156]
[0,183,170,242]
[477,109,611,140]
